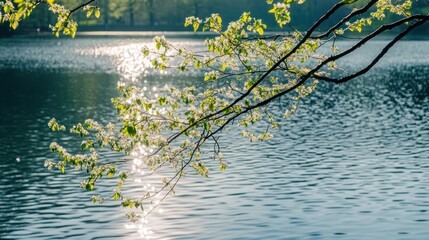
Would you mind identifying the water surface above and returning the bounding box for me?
[0,35,428,239]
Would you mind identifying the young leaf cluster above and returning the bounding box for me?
[0,0,99,38]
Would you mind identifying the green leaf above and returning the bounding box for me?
[86,183,94,190]
[15,10,23,21]
[220,162,228,171]
[107,168,115,178]
[11,21,18,30]
[94,8,100,19]
[113,192,121,200]
[209,102,215,112]
[142,47,150,56]
[158,96,166,106]
[221,62,227,71]
[119,171,128,181]
[367,18,372,25]
[192,21,199,32]
[70,29,76,38]
[203,121,211,131]
[256,26,264,35]
[240,12,251,23]
[86,8,93,18]
[341,0,358,4]
[126,126,137,137]
[268,7,277,14]
[192,162,209,178]
[4,4,11,14]
[216,15,222,24]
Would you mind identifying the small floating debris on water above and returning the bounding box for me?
[16,157,21,163]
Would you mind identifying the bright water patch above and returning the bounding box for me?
[0,36,205,81]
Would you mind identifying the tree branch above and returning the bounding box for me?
[206,14,429,140]
[167,1,346,144]
[69,0,96,14]
[312,0,378,39]
[314,15,429,84]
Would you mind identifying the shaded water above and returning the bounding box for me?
[0,35,428,239]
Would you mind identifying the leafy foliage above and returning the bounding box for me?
[0,0,99,37]
[1,0,428,222]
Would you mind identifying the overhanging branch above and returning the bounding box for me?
[167,1,347,144]
[312,0,378,39]
[314,15,429,84]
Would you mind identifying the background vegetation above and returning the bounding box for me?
[2,0,428,34]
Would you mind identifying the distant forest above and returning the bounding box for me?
[2,0,429,34]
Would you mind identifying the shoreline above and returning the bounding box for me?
[1,29,428,40]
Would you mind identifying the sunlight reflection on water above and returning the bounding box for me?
[77,43,152,82]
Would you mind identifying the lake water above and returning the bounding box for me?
[0,35,428,240]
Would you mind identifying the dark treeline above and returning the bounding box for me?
[3,0,429,33]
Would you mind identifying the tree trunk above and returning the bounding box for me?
[193,0,199,17]
[129,0,135,26]
[148,0,155,26]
